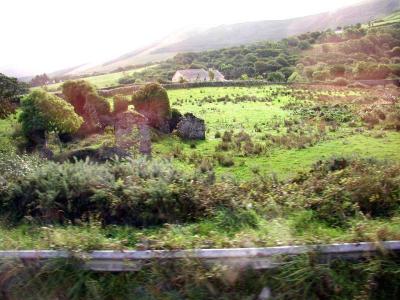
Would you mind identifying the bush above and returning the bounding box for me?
[287,71,306,83]
[113,95,130,114]
[347,82,369,89]
[332,77,349,86]
[118,75,136,85]
[1,158,239,226]
[293,158,400,226]
[169,108,182,132]
[312,70,330,81]
[216,154,234,167]
[19,90,83,136]
[267,71,285,82]
[132,83,171,132]
[62,80,111,132]
[0,73,29,119]
[0,152,41,192]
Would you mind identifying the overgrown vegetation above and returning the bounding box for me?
[1,252,399,299]
[0,73,28,119]
[118,20,399,84]
[1,76,400,299]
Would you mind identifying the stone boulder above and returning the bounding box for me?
[176,113,206,140]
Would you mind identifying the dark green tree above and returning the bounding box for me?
[0,73,29,119]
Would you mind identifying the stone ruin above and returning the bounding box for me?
[114,111,152,155]
[176,113,206,140]
[51,83,207,162]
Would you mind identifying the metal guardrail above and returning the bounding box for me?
[1,241,399,272]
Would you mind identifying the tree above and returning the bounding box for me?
[286,37,299,47]
[288,71,306,83]
[19,90,83,149]
[240,74,249,80]
[312,70,330,81]
[330,65,346,77]
[0,73,29,119]
[30,73,50,87]
[254,61,268,76]
[267,72,285,82]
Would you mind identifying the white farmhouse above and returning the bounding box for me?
[172,68,225,83]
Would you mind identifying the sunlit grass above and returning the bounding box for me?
[33,64,157,91]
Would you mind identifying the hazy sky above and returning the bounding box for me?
[0,0,363,76]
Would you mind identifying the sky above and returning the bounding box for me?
[0,0,363,76]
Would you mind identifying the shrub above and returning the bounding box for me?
[169,108,182,132]
[288,71,306,83]
[216,141,230,151]
[118,75,136,85]
[62,80,111,132]
[216,154,234,167]
[0,99,18,119]
[19,90,83,136]
[0,73,29,119]
[1,158,239,226]
[267,71,285,82]
[113,95,130,114]
[293,158,400,226]
[0,152,41,192]
[347,82,369,89]
[222,130,233,142]
[132,83,171,132]
[330,64,346,77]
[312,70,330,81]
[298,40,311,50]
[332,77,349,86]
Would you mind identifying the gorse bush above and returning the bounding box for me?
[1,156,399,228]
[290,158,400,226]
[1,158,239,226]
[113,95,130,114]
[0,152,42,194]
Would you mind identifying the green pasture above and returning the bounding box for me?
[152,86,400,179]
[37,65,156,91]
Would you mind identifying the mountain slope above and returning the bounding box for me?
[154,0,399,54]
[56,0,400,76]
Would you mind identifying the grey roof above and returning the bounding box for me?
[176,69,209,79]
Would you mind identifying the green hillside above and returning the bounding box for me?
[371,9,400,27]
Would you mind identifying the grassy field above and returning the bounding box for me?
[371,10,400,27]
[1,84,400,300]
[151,86,400,179]
[37,65,156,91]
[1,84,400,252]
